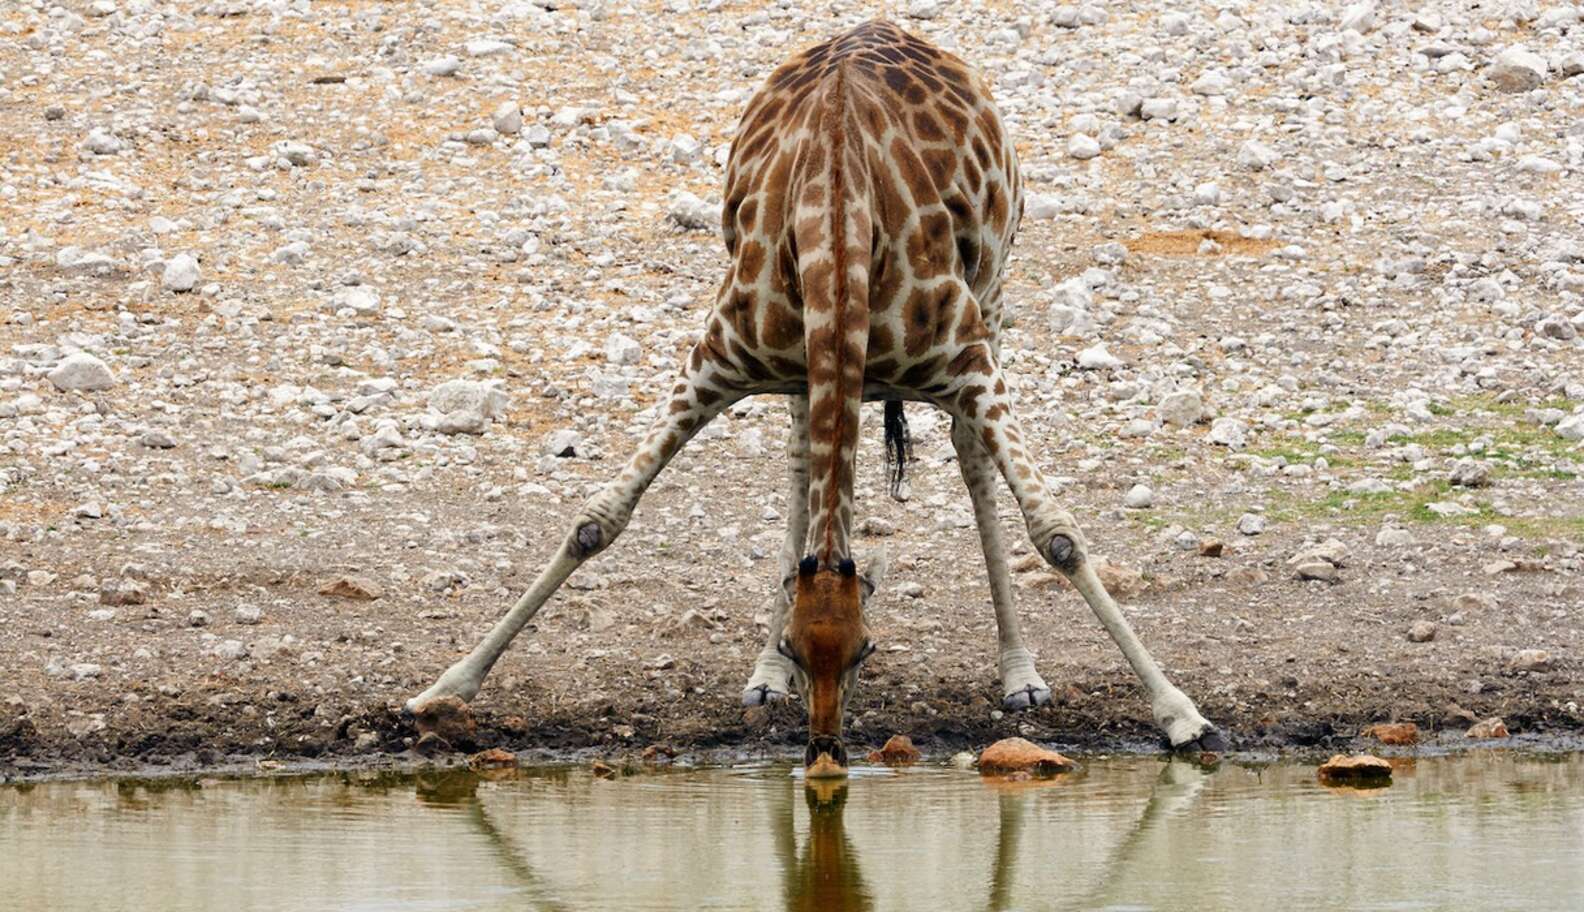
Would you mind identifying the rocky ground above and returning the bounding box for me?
[2,0,1582,780]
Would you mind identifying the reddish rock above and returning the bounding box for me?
[866,734,922,765]
[412,695,476,748]
[318,575,383,600]
[1362,722,1419,746]
[468,747,517,769]
[590,759,617,779]
[1198,539,1224,558]
[977,738,1076,776]
[640,744,677,763]
[1466,717,1509,739]
[1317,754,1392,784]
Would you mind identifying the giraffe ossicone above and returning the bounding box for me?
[407,20,1226,764]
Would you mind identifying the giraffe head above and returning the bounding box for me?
[781,554,882,774]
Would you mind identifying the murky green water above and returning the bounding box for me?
[5,753,1583,911]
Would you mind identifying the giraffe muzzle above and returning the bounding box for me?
[805,736,849,775]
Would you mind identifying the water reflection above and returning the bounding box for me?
[780,780,871,912]
[4,753,1584,911]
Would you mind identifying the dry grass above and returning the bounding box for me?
[1126,228,1279,257]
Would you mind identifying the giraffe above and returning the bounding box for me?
[407,20,1226,770]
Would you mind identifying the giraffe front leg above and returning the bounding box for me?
[947,347,1226,752]
[744,397,810,706]
[407,356,747,715]
[950,418,1050,711]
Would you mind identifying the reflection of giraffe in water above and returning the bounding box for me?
[775,780,872,912]
[407,19,1226,770]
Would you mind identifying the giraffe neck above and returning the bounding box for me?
[798,64,870,565]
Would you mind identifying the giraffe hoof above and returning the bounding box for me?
[1047,534,1077,569]
[1168,725,1230,754]
[741,684,789,707]
[1001,684,1052,711]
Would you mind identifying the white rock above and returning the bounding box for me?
[1556,414,1584,441]
[1488,46,1548,92]
[1067,133,1101,160]
[161,253,199,292]
[1237,140,1280,170]
[466,39,514,57]
[604,333,642,365]
[1236,513,1265,536]
[1158,389,1203,427]
[333,286,380,315]
[1339,1,1376,33]
[492,101,522,135]
[81,129,124,155]
[1123,484,1154,509]
[1077,343,1122,370]
[429,381,509,418]
[421,56,462,76]
[668,191,716,231]
[1191,69,1230,95]
[1208,417,1248,449]
[48,353,115,392]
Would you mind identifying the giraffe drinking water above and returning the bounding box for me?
[409,20,1225,772]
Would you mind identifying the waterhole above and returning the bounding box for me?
[5,753,1582,911]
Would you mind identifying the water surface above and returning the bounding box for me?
[5,753,1583,911]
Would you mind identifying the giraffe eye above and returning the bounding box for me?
[778,638,804,669]
[850,639,876,669]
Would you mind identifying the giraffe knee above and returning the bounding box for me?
[1047,534,1078,570]
[573,522,604,557]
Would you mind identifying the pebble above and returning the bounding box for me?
[1236,513,1265,536]
[48,353,115,392]
[161,254,200,293]
[1123,484,1154,509]
[1408,621,1437,643]
[1067,133,1100,160]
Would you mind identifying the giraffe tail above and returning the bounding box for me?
[883,399,912,501]
[797,63,872,563]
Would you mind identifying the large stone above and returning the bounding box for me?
[1407,621,1437,643]
[1487,46,1547,92]
[48,353,115,392]
[977,738,1076,776]
[1317,754,1392,784]
[318,575,383,600]
[866,734,922,765]
[1361,722,1419,745]
[1158,389,1203,427]
[162,254,199,292]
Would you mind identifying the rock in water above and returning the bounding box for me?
[977,737,1075,775]
[413,695,476,748]
[1466,717,1509,739]
[1362,722,1419,745]
[469,747,518,769]
[1317,754,1392,784]
[866,734,922,765]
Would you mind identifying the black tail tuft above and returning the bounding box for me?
[883,399,913,501]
